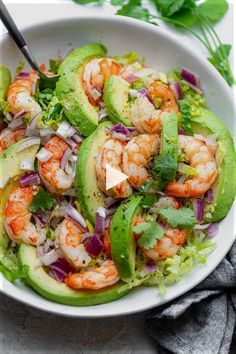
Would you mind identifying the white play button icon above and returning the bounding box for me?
[106,164,128,191]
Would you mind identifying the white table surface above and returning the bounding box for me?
[0,1,234,353]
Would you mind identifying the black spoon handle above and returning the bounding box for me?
[0,0,26,49]
[0,0,41,73]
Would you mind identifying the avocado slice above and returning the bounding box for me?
[56,43,107,136]
[76,121,112,224]
[104,75,132,126]
[191,108,236,222]
[0,179,19,248]
[0,138,40,189]
[110,195,142,282]
[18,243,129,306]
[0,65,11,100]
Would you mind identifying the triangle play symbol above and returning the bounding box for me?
[106,164,128,191]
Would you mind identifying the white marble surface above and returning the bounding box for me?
[0,1,234,353]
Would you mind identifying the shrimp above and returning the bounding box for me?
[38,136,74,195]
[130,95,162,134]
[65,259,119,290]
[7,71,41,117]
[83,58,121,106]
[122,134,159,189]
[4,185,46,246]
[96,138,132,198]
[0,127,25,154]
[134,217,187,260]
[148,81,179,113]
[166,135,218,198]
[55,218,91,268]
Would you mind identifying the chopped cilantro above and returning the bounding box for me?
[133,221,164,249]
[29,187,55,213]
[159,206,196,228]
[178,99,193,135]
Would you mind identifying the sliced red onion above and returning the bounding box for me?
[49,269,64,282]
[106,206,117,217]
[0,128,12,140]
[72,133,83,144]
[192,198,204,222]
[13,109,28,120]
[56,121,74,139]
[85,235,104,258]
[205,188,214,203]
[49,257,75,281]
[8,117,24,130]
[90,88,102,100]
[194,223,211,230]
[181,80,204,94]
[35,211,51,225]
[20,172,40,187]
[138,88,154,105]
[65,160,76,176]
[41,135,52,145]
[98,107,108,121]
[65,204,87,229]
[178,128,186,135]
[19,158,35,171]
[112,131,129,141]
[170,82,183,100]
[111,123,134,136]
[16,137,40,153]
[36,147,52,162]
[28,112,41,130]
[104,196,118,208]
[40,128,54,137]
[181,68,202,89]
[143,260,157,273]
[60,147,72,170]
[95,206,107,235]
[17,72,30,78]
[124,73,137,83]
[40,248,60,266]
[206,223,219,237]
[5,112,13,122]
[25,127,40,137]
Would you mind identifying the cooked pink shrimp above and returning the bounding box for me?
[4,185,46,246]
[122,134,159,189]
[134,217,187,260]
[130,95,162,134]
[166,135,218,198]
[83,58,121,106]
[7,71,41,117]
[65,259,119,290]
[149,81,179,113]
[96,137,132,198]
[55,218,91,268]
[0,127,25,154]
[38,136,74,195]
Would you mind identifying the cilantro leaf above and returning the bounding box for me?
[159,206,196,228]
[116,0,151,21]
[139,179,159,193]
[178,99,193,135]
[29,187,55,213]
[133,221,164,249]
[199,0,228,22]
[152,147,177,189]
[140,195,157,208]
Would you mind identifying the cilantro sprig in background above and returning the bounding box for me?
[73,0,234,86]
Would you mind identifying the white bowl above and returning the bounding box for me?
[0,15,235,318]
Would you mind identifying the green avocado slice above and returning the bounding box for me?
[56,43,107,136]
[104,75,132,126]
[110,195,142,282]
[191,108,236,222]
[0,65,11,100]
[76,121,112,224]
[18,244,129,306]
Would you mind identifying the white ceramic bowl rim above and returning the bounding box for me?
[0,15,235,318]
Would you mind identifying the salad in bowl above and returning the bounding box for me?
[0,42,235,306]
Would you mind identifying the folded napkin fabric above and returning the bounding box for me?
[146,240,236,354]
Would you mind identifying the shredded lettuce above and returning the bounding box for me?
[113,51,140,65]
[0,246,28,282]
[120,231,216,295]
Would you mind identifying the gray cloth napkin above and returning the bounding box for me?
[145,240,236,354]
